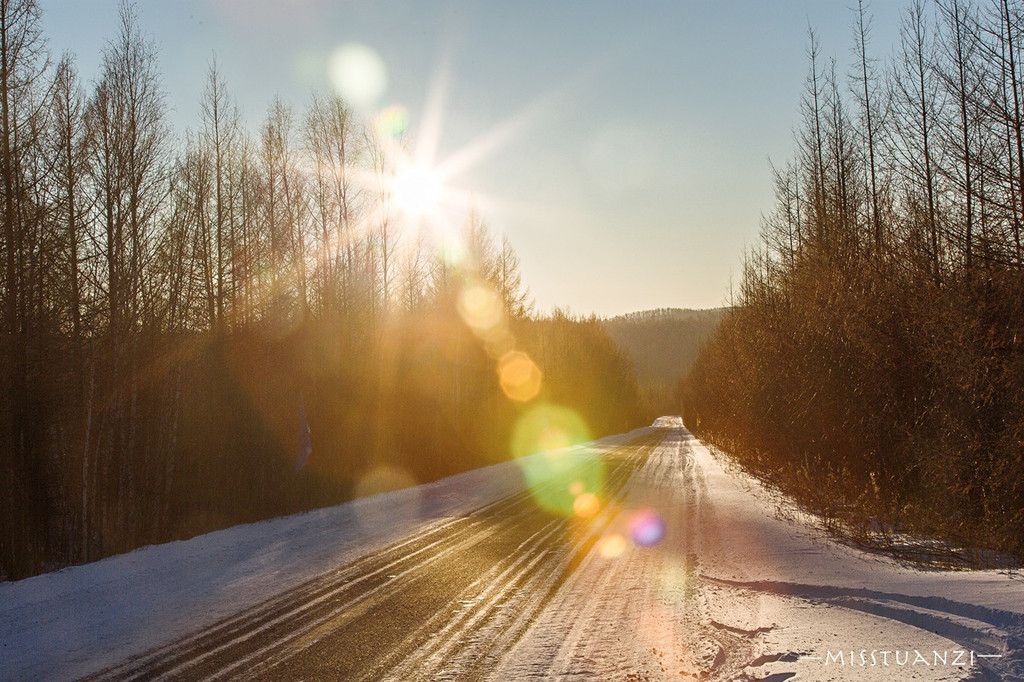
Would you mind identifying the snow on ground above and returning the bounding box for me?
[0,429,647,681]
[489,419,1024,680]
[2,420,1022,681]
[688,427,1024,680]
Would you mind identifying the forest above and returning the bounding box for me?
[603,308,722,422]
[0,2,642,580]
[685,0,1024,562]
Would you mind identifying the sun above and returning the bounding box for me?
[392,164,443,217]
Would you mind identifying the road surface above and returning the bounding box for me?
[36,422,1023,680]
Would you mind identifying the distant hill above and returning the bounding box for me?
[602,308,725,386]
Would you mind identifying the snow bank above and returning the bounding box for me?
[0,434,636,682]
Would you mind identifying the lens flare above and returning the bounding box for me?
[483,326,515,359]
[497,350,542,402]
[374,105,409,140]
[572,492,600,518]
[538,424,571,451]
[438,235,467,268]
[512,403,589,460]
[628,508,666,547]
[330,43,387,109]
[457,284,503,332]
[598,533,627,559]
[514,404,600,516]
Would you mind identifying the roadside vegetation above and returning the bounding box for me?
[0,2,641,580]
[685,0,1024,563]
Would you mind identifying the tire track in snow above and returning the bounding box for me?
[685,430,1023,682]
[326,434,660,682]
[700,575,1024,679]
[84,485,543,681]
[489,427,762,681]
[82,432,662,681]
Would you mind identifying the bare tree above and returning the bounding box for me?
[304,92,361,318]
[890,0,941,282]
[0,0,49,578]
[937,0,981,270]
[364,126,396,321]
[82,0,167,547]
[396,232,428,313]
[801,27,829,239]
[853,0,884,252]
[260,97,308,321]
[199,58,240,330]
[49,53,95,558]
[494,235,532,318]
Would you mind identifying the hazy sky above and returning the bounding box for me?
[40,1,907,316]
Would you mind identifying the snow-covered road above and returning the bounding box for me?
[1,420,1022,680]
[495,423,1024,681]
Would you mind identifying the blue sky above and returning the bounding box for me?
[40,0,907,316]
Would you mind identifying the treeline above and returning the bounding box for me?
[603,308,722,421]
[0,2,641,580]
[684,0,1024,560]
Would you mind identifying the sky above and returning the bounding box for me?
[39,0,907,317]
